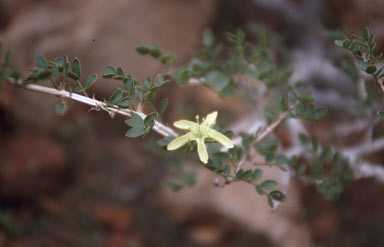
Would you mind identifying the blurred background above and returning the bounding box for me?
[0,0,384,246]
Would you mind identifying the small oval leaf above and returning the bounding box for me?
[260,180,278,190]
[36,56,48,69]
[108,89,123,105]
[126,127,145,138]
[84,74,97,89]
[71,58,81,79]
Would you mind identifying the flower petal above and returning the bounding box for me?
[167,133,193,150]
[207,129,234,148]
[173,120,199,130]
[202,111,217,127]
[196,138,209,164]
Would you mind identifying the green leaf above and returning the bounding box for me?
[343,39,351,49]
[251,169,263,181]
[378,111,384,119]
[75,83,83,92]
[68,72,80,80]
[220,85,233,97]
[116,67,125,77]
[255,185,265,195]
[206,158,223,171]
[55,103,64,115]
[235,169,252,180]
[36,56,48,69]
[220,130,232,139]
[240,133,253,150]
[51,65,59,77]
[119,97,132,107]
[366,65,377,74]
[173,68,190,86]
[134,89,142,101]
[30,69,52,81]
[144,78,152,89]
[126,127,145,138]
[356,61,376,74]
[109,89,123,105]
[204,71,230,91]
[298,133,309,145]
[221,164,230,175]
[103,66,117,78]
[269,190,286,202]
[158,98,168,115]
[71,58,81,79]
[84,74,97,89]
[4,50,11,66]
[144,112,158,129]
[241,170,252,180]
[167,181,182,191]
[145,91,156,104]
[297,164,306,175]
[229,145,242,161]
[106,65,116,74]
[279,94,289,112]
[324,185,343,201]
[268,196,274,208]
[161,51,175,66]
[203,29,214,47]
[62,56,69,77]
[362,27,369,41]
[125,112,143,128]
[149,43,161,58]
[155,76,167,87]
[55,56,65,68]
[334,39,344,48]
[125,79,134,92]
[275,154,288,165]
[235,169,244,179]
[255,140,277,161]
[312,107,327,120]
[157,136,175,148]
[292,103,327,121]
[260,180,278,190]
[136,45,150,55]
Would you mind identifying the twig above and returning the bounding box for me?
[22,83,178,137]
[344,137,384,156]
[255,108,292,143]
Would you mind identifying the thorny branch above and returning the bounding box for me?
[12,78,384,209]
[22,83,178,137]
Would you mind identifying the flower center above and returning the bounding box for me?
[193,124,208,138]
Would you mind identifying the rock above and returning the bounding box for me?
[188,224,224,246]
[1,0,216,82]
[159,161,312,247]
[92,206,133,232]
[0,0,217,127]
[0,132,67,199]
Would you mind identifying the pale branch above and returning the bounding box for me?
[354,162,384,183]
[17,81,384,192]
[282,134,384,184]
[344,137,384,156]
[255,108,292,143]
[188,78,202,85]
[272,169,292,211]
[226,107,293,182]
[333,119,378,138]
[22,83,178,137]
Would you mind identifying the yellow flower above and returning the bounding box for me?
[167,111,234,164]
